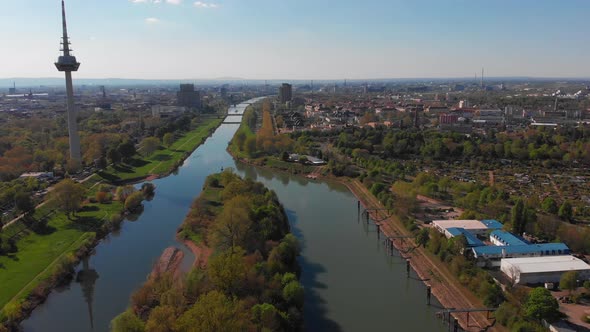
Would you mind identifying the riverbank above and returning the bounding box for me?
[0,119,224,329]
[110,172,304,331]
[98,117,223,184]
[343,178,503,332]
[181,239,211,269]
[230,156,500,331]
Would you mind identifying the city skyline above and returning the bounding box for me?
[2,0,590,80]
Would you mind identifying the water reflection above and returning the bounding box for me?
[75,257,99,330]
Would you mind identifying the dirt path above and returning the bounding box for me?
[345,179,504,332]
[183,240,212,269]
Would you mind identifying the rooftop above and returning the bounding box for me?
[490,230,529,246]
[473,243,570,257]
[433,219,503,230]
[502,255,590,274]
[447,227,485,247]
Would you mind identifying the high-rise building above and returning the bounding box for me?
[8,82,16,95]
[279,83,292,103]
[54,0,81,162]
[177,84,202,109]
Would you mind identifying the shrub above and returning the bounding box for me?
[96,191,111,204]
[125,192,144,212]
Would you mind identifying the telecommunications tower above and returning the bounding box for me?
[55,0,81,162]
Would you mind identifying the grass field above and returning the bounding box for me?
[99,117,223,183]
[0,198,122,315]
[0,118,223,322]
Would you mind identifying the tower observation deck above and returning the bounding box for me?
[55,0,81,163]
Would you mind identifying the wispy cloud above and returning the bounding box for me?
[194,1,219,8]
[145,17,161,24]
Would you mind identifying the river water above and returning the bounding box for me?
[21,98,445,331]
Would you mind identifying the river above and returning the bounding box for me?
[21,98,445,331]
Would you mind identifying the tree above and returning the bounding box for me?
[145,305,176,332]
[141,183,156,196]
[234,131,246,151]
[118,141,136,161]
[523,287,560,322]
[174,290,252,331]
[110,309,145,332]
[140,137,161,157]
[282,280,304,308]
[415,228,430,248]
[560,271,578,294]
[558,201,573,222]
[511,199,526,235]
[125,192,144,212]
[208,247,247,295]
[14,191,35,215]
[542,197,558,214]
[244,136,257,157]
[116,185,136,201]
[208,196,252,252]
[50,179,85,219]
[107,148,121,164]
[163,133,174,148]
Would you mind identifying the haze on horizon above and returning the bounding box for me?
[2,0,589,80]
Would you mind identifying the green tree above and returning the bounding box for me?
[282,280,304,308]
[234,131,246,151]
[541,197,558,214]
[511,199,526,235]
[125,191,144,212]
[145,305,176,332]
[416,228,430,247]
[117,141,137,161]
[162,133,174,148]
[244,136,257,157]
[558,201,573,222]
[523,287,560,322]
[560,271,578,294]
[116,185,136,202]
[174,290,252,332]
[107,148,121,164]
[50,179,85,219]
[208,247,247,295]
[251,303,283,331]
[208,196,252,252]
[140,137,161,157]
[110,309,145,332]
[14,191,35,215]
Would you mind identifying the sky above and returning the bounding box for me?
[1,0,590,80]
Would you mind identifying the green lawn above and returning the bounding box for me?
[99,118,223,183]
[0,199,123,316]
[0,119,223,321]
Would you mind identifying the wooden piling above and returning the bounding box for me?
[426,286,431,305]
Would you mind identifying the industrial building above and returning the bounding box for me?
[489,230,528,246]
[432,219,503,237]
[472,243,571,267]
[501,256,590,285]
[445,227,484,247]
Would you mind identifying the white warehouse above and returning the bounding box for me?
[501,256,590,285]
